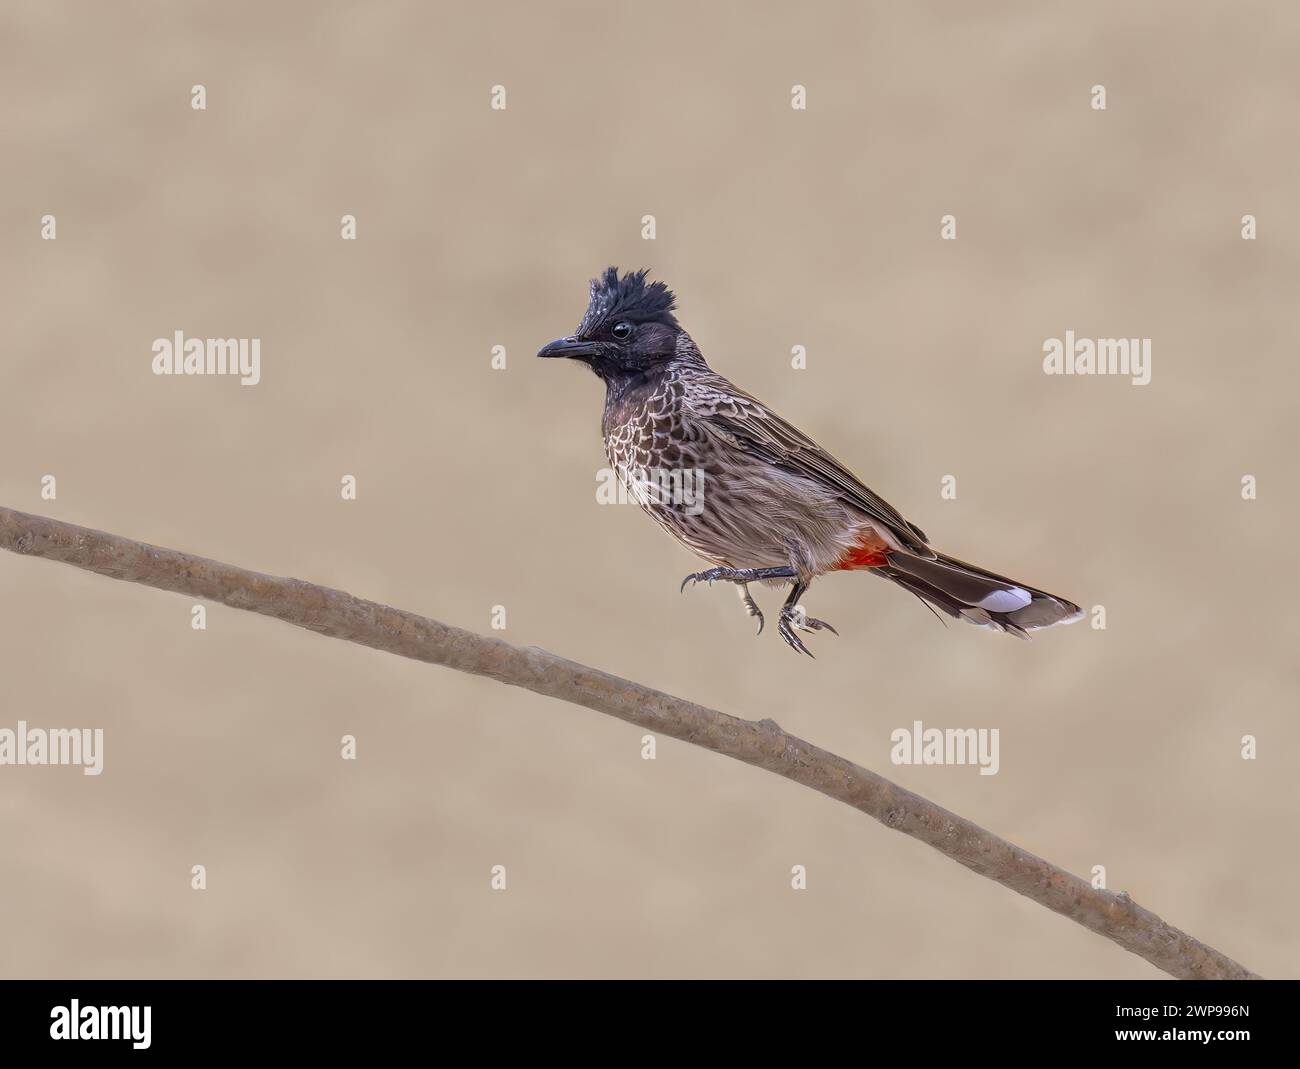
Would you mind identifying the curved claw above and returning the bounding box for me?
[738,586,765,636]
[800,617,839,636]
[680,571,707,593]
[777,614,815,658]
[681,568,723,592]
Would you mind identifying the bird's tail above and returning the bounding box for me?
[875,550,1082,638]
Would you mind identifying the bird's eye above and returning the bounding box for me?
[611,321,634,340]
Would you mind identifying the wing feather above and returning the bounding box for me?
[685,373,934,557]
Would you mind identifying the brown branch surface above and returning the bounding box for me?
[0,505,1259,980]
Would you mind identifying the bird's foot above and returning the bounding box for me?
[738,584,764,635]
[680,566,738,591]
[678,565,794,592]
[777,604,838,657]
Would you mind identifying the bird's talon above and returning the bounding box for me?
[680,567,728,592]
[778,600,836,656]
[800,616,838,636]
[777,613,816,657]
[737,586,765,635]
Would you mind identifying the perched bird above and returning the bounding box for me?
[538,267,1082,656]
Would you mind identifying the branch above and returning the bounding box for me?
[0,505,1258,980]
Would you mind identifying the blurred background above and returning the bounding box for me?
[1,0,1296,978]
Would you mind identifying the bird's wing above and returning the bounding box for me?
[684,373,933,556]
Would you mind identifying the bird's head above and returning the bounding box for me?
[537,267,682,379]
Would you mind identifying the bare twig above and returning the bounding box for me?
[0,505,1259,979]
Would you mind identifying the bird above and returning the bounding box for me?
[537,267,1082,656]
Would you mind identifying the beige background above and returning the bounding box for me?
[1,1,1296,979]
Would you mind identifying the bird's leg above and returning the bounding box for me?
[679,565,795,592]
[777,581,839,657]
[737,583,764,635]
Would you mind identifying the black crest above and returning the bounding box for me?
[578,267,678,336]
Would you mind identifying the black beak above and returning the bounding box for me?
[537,336,598,360]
